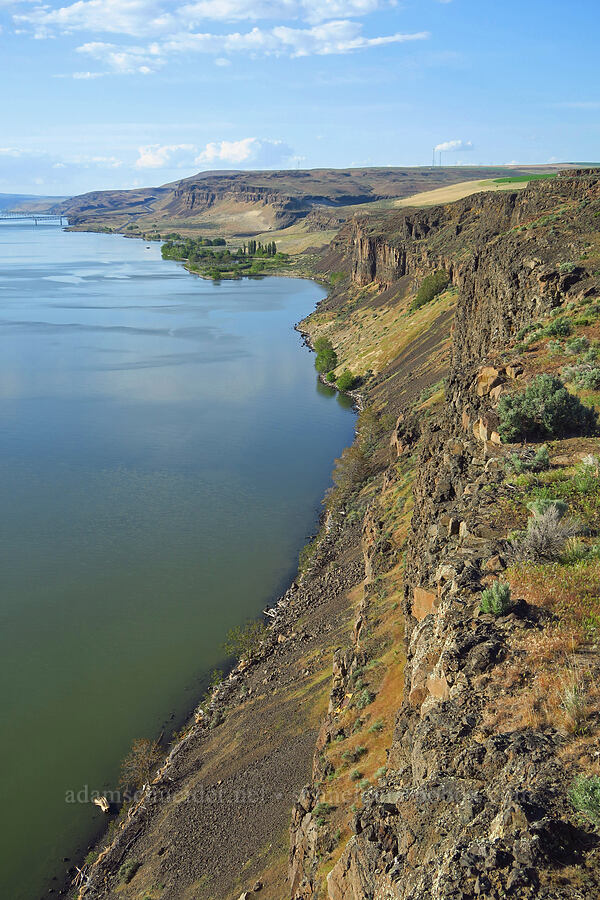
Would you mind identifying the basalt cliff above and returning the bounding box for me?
[74,170,600,900]
[53,165,543,237]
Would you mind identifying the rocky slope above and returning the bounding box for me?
[72,170,600,900]
[288,169,600,899]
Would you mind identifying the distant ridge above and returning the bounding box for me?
[53,165,573,238]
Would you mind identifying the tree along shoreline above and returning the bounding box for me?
[161,234,289,280]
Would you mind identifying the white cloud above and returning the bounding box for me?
[15,0,174,38]
[15,0,396,36]
[77,22,428,73]
[135,143,195,168]
[76,40,161,73]
[14,0,429,72]
[131,137,294,171]
[434,139,473,152]
[195,136,293,166]
[183,0,389,25]
[214,56,230,65]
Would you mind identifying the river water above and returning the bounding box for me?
[0,225,355,899]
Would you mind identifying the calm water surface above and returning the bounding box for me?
[0,225,355,899]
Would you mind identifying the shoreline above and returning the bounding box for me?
[60,233,358,900]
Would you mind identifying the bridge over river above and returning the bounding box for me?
[0,212,67,225]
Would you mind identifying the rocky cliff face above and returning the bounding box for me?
[167,180,311,227]
[289,170,600,899]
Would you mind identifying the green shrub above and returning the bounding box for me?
[350,768,362,781]
[221,620,267,659]
[336,369,356,391]
[119,738,162,791]
[560,360,600,389]
[508,445,550,474]
[497,374,597,442]
[368,719,384,734]
[543,317,572,338]
[480,581,512,616]
[566,336,589,355]
[326,370,336,383]
[410,270,450,311]
[547,339,563,355]
[355,688,375,710]
[327,445,369,509]
[569,775,600,826]
[561,538,588,565]
[313,801,334,817]
[314,337,338,373]
[526,498,568,518]
[516,324,536,341]
[119,860,140,884]
[342,746,367,764]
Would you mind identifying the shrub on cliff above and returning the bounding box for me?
[507,445,550,474]
[119,738,162,791]
[497,374,597,442]
[326,445,369,509]
[410,270,450,311]
[222,620,267,660]
[511,504,579,563]
[314,336,338,373]
[336,369,356,391]
[480,581,512,616]
[542,316,572,338]
[570,775,600,826]
[118,860,140,885]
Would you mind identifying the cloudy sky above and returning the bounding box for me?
[1,0,598,195]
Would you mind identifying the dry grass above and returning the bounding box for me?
[508,560,600,637]
[303,285,456,377]
[392,178,530,209]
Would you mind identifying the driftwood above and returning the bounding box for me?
[93,796,110,813]
[71,865,89,888]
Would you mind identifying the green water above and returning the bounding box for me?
[0,225,355,899]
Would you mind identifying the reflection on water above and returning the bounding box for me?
[0,226,355,900]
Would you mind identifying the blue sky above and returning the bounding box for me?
[1,0,599,196]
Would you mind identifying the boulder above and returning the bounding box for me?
[475,366,505,397]
[412,587,439,621]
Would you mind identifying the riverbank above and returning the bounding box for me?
[69,500,365,898]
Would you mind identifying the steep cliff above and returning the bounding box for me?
[289,170,600,899]
[71,171,600,900]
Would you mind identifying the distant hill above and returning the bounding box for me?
[0,193,69,213]
[53,166,569,238]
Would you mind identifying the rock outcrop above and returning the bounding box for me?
[289,170,600,900]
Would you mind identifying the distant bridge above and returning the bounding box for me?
[0,212,67,225]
